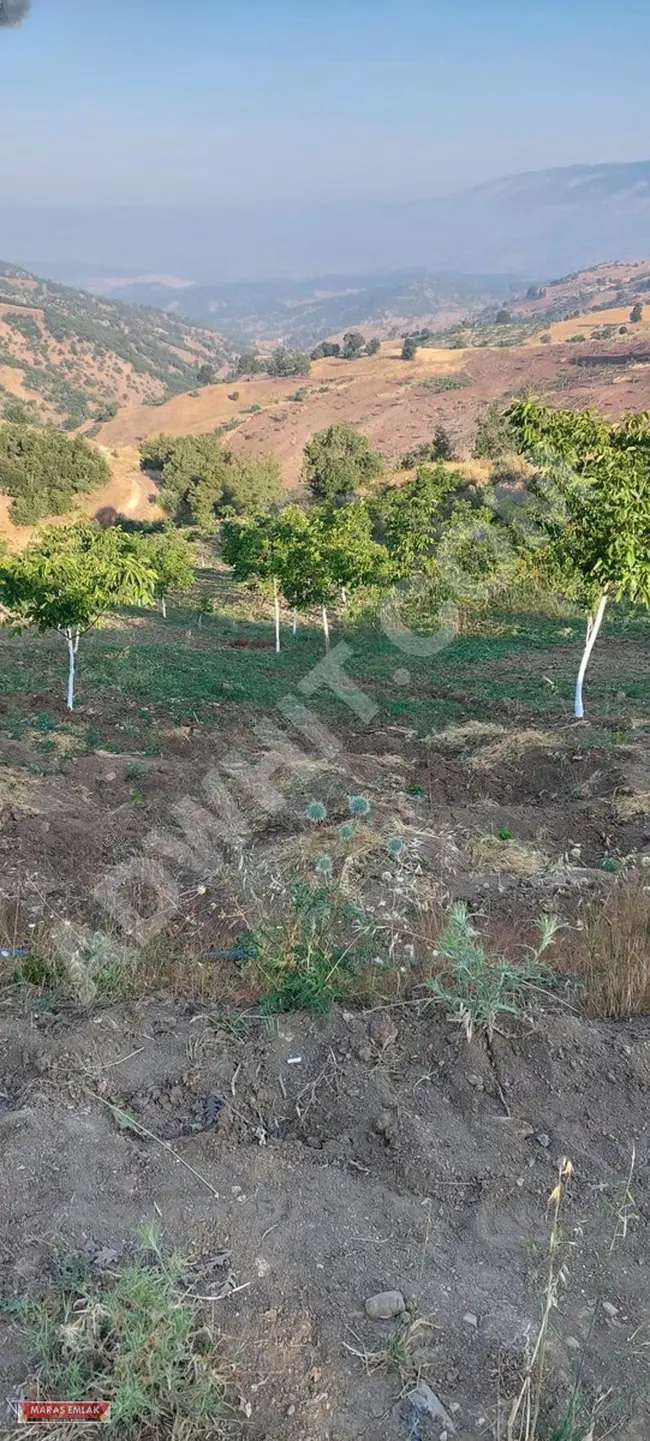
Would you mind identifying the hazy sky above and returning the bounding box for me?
[2,0,650,207]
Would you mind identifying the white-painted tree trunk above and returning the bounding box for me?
[160,595,167,619]
[292,610,298,635]
[65,629,76,711]
[340,586,348,605]
[322,606,330,652]
[273,577,281,653]
[73,628,80,655]
[574,593,608,719]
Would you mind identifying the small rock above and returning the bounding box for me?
[566,1336,581,1351]
[466,1074,484,1091]
[536,1132,551,1149]
[463,1312,478,1329]
[374,1111,394,1136]
[606,1071,617,1083]
[407,1382,456,1435]
[365,1290,405,1320]
[357,1045,372,1063]
[602,1301,619,1319]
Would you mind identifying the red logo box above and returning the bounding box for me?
[18,1401,111,1423]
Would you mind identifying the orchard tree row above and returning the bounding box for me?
[0,402,648,718]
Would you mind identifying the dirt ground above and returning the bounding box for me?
[1,665,650,1437]
[0,993,649,1439]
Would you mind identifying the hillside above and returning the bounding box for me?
[95,259,650,488]
[0,262,234,429]
[81,270,519,350]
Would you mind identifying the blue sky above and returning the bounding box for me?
[2,0,650,205]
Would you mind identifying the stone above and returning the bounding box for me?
[365,1290,406,1320]
[536,1132,551,1149]
[407,1382,456,1435]
[602,1301,619,1319]
[463,1312,478,1329]
[466,1074,484,1091]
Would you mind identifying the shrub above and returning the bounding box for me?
[303,421,383,502]
[401,337,418,360]
[630,303,643,324]
[473,403,515,459]
[140,431,282,525]
[0,423,110,525]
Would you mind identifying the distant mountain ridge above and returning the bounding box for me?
[3,159,650,290]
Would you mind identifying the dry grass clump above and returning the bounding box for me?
[471,835,552,877]
[571,875,650,1017]
[469,729,559,771]
[614,791,650,820]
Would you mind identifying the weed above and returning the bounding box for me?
[125,763,148,783]
[571,877,650,1017]
[250,881,379,1015]
[13,1227,230,1439]
[427,904,559,1041]
[84,728,103,751]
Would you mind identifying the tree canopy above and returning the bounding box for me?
[0,422,110,525]
[0,520,157,708]
[302,423,384,503]
[507,397,650,715]
[140,433,283,526]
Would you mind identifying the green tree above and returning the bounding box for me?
[372,464,461,575]
[221,512,292,652]
[473,403,515,460]
[365,338,381,356]
[508,398,650,717]
[401,337,418,361]
[630,303,643,324]
[302,422,383,503]
[342,331,366,360]
[139,433,282,526]
[143,525,195,618]
[2,400,32,425]
[0,423,110,525]
[0,521,156,709]
[310,341,341,360]
[495,309,512,325]
[266,348,311,378]
[197,363,216,386]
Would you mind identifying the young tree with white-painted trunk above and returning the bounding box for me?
[508,398,650,718]
[0,520,157,710]
[221,513,290,653]
[142,524,195,620]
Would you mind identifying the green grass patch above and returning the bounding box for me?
[9,1226,230,1440]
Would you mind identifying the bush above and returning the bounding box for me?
[310,341,341,360]
[365,338,381,356]
[630,303,643,323]
[139,431,282,526]
[303,422,384,502]
[401,337,418,360]
[0,423,110,525]
[342,331,366,360]
[473,403,515,459]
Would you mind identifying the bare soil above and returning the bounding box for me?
[0,994,649,1440]
[1,671,649,1438]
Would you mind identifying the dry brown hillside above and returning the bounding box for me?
[98,320,650,489]
[0,261,233,429]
